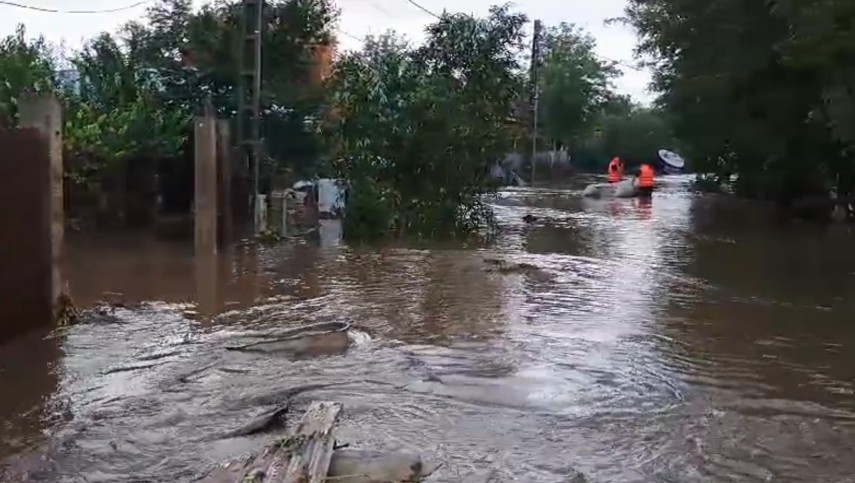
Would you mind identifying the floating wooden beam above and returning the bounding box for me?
[202,401,342,483]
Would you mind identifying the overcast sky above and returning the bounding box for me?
[1,0,652,101]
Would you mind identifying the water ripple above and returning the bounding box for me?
[4,175,855,482]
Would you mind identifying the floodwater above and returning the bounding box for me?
[3,175,855,482]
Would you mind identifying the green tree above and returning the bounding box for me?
[571,101,675,172]
[773,0,855,199]
[61,29,192,219]
[119,0,338,178]
[0,25,57,128]
[594,106,673,166]
[327,6,528,239]
[539,23,619,149]
[625,0,853,204]
[66,32,189,162]
[1,0,338,221]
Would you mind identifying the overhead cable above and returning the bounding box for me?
[404,0,440,19]
[0,0,151,14]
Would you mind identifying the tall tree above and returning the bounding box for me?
[538,23,619,149]
[0,0,339,222]
[0,25,57,129]
[595,106,673,165]
[327,6,528,239]
[773,0,855,197]
[626,0,854,202]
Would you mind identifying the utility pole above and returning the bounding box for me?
[530,19,543,185]
[238,0,264,233]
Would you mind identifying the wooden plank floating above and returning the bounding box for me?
[201,401,437,483]
[202,401,341,483]
[282,401,340,482]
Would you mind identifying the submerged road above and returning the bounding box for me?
[2,175,855,482]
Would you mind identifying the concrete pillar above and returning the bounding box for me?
[18,94,64,302]
[216,119,233,245]
[0,94,63,341]
[194,114,218,255]
[194,114,219,319]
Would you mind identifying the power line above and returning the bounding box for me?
[341,2,644,74]
[338,30,364,42]
[0,0,151,13]
[398,1,643,73]
[404,0,440,19]
[366,0,395,18]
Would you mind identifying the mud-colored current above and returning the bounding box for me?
[2,175,855,482]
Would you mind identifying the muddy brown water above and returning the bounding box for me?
[2,175,855,482]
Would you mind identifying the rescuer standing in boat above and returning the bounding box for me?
[636,163,655,197]
[607,157,624,183]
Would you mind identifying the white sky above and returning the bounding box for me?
[1,0,652,101]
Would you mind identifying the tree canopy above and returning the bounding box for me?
[539,23,619,149]
[1,0,337,218]
[626,0,855,202]
[327,6,528,238]
[535,22,674,172]
[1,0,689,235]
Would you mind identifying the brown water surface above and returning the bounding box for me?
[2,175,855,482]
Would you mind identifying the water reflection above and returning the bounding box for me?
[418,251,505,344]
[194,248,219,319]
[3,176,855,482]
[663,195,855,407]
[0,330,59,459]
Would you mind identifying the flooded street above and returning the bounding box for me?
[3,175,855,482]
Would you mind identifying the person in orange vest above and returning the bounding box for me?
[636,163,655,197]
[607,157,624,183]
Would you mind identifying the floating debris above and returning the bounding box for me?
[220,405,290,439]
[482,258,554,282]
[54,291,80,328]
